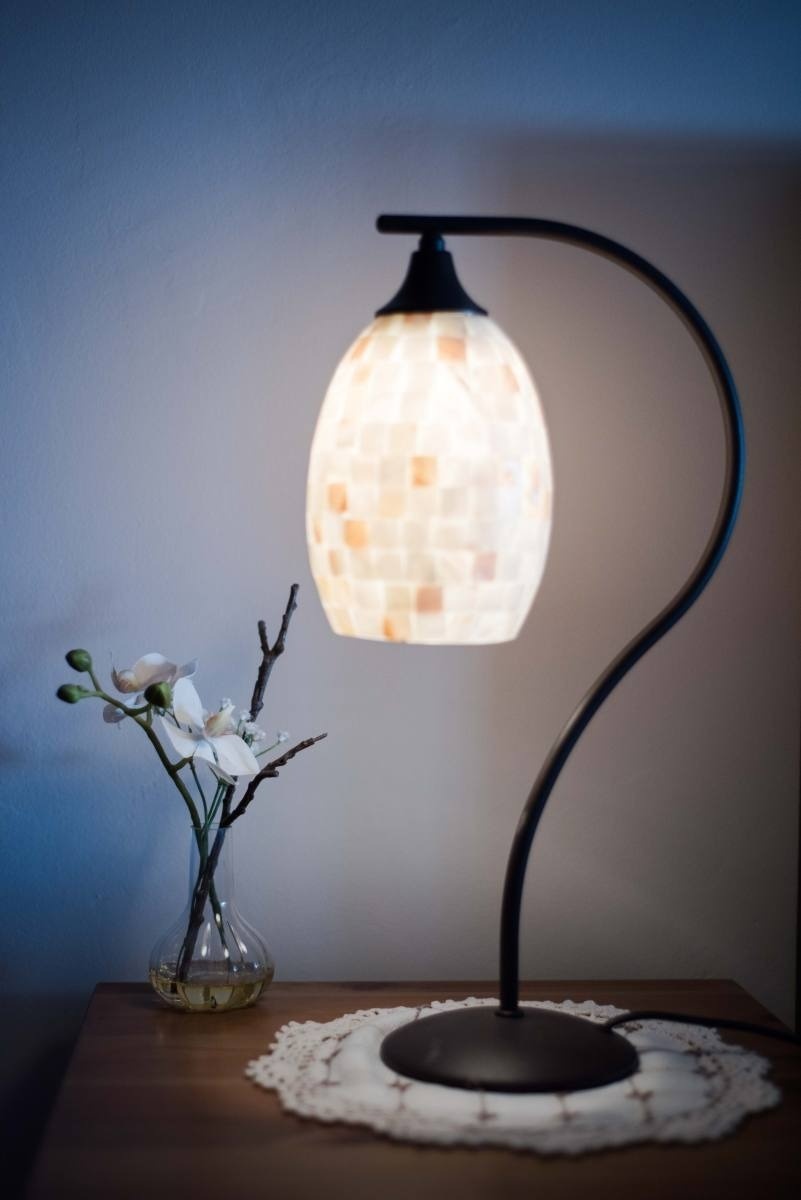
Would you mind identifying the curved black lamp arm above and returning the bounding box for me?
[377,214,746,1015]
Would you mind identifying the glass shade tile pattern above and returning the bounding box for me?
[307,312,553,644]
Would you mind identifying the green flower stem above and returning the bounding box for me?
[189,761,209,821]
[96,691,202,830]
[256,739,283,757]
[208,877,229,955]
[178,821,232,981]
[197,778,227,835]
[188,824,228,958]
[203,780,227,832]
[189,781,230,960]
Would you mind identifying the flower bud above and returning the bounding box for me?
[144,680,173,708]
[65,649,93,673]
[57,683,88,704]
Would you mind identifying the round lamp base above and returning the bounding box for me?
[380,1005,639,1093]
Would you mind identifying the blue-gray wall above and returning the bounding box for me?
[2,0,800,1187]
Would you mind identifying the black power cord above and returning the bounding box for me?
[604,1010,801,1046]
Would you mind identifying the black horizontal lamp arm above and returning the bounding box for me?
[377,214,745,1015]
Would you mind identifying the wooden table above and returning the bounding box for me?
[28,980,800,1199]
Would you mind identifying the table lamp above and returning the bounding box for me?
[305,214,744,1092]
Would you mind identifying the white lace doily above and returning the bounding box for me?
[246,996,780,1155]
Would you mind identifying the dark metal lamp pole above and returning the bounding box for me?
[372,215,745,1092]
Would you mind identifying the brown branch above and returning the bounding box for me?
[221,781,235,822]
[225,733,328,826]
[248,583,299,721]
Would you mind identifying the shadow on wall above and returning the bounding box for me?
[0,996,86,1197]
[3,128,800,1191]
[321,124,801,1005]
[466,133,801,1005]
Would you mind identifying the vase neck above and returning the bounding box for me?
[188,824,234,899]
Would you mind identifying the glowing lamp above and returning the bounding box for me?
[307,241,553,645]
[306,215,744,1093]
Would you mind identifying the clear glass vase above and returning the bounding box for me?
[149,824,274,1013]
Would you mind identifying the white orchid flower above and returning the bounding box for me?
[160,678,260,782]
[111,653,197,694]
[104,654,197,724]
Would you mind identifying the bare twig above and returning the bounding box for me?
[226,733,328,825]
[249,583,299,721]
[221,781,235,822]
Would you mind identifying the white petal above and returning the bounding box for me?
[177,658,198,681]
[192,741,239,783]
[103,703,127,724]
[172,678,206,732]
[211,734,260,778]
[205,704,236,738]
[132,654,178,688]
[206,761,235,785]
[111,667,139,693]
[160,717,200,759]
[191,738,239,784]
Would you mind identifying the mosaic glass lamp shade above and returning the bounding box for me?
[306,311,553,644]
